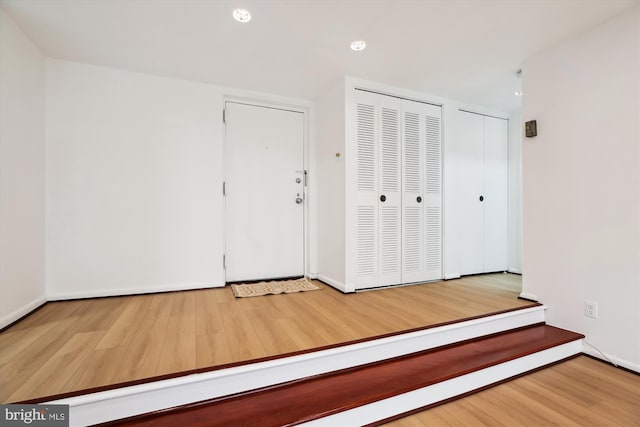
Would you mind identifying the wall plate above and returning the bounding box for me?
[525,120,537,137]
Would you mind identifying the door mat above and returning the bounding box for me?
[231,277,321,298]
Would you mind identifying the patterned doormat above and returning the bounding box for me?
[231,277,321,298]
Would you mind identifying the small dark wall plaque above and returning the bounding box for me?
[525,120,537,138]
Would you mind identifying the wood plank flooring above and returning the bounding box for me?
[383,355,640,427]
[0,273,527,403]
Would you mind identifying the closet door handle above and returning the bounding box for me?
[380,195,386,202]
[417,196,422,203]
[479,195,484,202]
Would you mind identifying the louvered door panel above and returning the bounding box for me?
[402,100,443,283]
[423,107,443,280]
[354,90,379,287]
[401,106,425,283]
[378,98,402,286]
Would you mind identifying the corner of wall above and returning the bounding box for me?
[0,9,47,328]
[521,8,640,367]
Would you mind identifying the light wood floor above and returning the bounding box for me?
[0,273,529,402]
[385,355,640,427]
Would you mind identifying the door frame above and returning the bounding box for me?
[222,96,310,283]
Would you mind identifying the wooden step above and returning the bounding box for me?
[106,325,584,427]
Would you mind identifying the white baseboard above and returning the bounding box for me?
[507,268,522,274]
[316,274,351,293]
[0,296,47,329]
[582,346,640,373]
[53,305,546,426]
[302,340,583,426]
[444,273,461,280]
[519,291,538,301]
[48,282,226,301]
[307,273,318,279]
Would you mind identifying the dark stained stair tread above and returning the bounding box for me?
[107,325,584,427]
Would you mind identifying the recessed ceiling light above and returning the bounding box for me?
[350,40,367,51]
[514,90,523,96]
[233,8,251,23]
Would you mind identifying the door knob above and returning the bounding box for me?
[296,197,303,204]
[417,196,422,203]
[479,195,484,202]
[296,177,301,183]
[380,195,386,202]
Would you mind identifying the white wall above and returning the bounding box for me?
[314,79,346,288]
[508,112,522,274]
[522,8,640,371]
[0,10,47,327]
[45,59,314,299]
[46,59,225,298]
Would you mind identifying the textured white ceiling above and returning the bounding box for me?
[2,0,638,111]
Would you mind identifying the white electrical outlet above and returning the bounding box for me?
[585,301,598,319]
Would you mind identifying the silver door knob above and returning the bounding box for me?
[296,177,302,183]
[296,197,303,204]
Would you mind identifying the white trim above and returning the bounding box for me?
[519,291,538,301]
[47,283,224,301]
[52,305,545,426]
[301,340,583,426]
[0,296,47,329]
[508,267,522,274]
[582,346,640,373]
[444,273,461,280]
[316,274,350,293]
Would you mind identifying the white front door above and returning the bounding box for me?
[224,102,305,282]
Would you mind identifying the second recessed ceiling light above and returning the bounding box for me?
[233,8,251,23]
[351,40,367,51]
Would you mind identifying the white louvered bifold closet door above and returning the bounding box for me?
[352,90,442,289]
[354,90,379,288]
[401,100,443,283]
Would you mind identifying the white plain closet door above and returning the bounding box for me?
[458,111,508,276]
[402,99,442,283]
[483,116,508,272]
